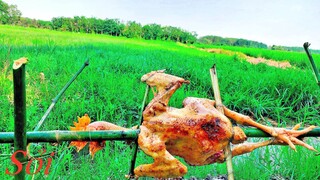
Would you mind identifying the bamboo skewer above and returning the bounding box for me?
[210,65,234,180]
[1,128,319,143]
[1,130,138,143]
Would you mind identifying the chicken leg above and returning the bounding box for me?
[134,126,187,178]
[223,107,317,152]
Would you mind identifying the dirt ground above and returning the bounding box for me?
[246,57,292,68]
[205,48,292,69]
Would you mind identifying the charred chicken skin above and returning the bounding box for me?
[70,70,317,179]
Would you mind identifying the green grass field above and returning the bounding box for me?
[195,43,320,69]
[0,25,319,179]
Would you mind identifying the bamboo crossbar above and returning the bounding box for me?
[1,128,319,144]
[0,130,138,143]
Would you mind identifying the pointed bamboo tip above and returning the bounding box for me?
[13,57,28,70]
[210,64,217,75]
[84,59,90,66]
[303,42,310,48]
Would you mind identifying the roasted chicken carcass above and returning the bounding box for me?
[70,70,317,179]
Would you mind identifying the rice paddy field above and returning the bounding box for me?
[195,43,320,69]
[0,25,319,179]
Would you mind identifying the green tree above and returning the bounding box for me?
[103,19,121,36]
[93,18,105,34]
[51,17,63,30]
[149,24,162,40]
[60,17,74,31]
[170,26,182,42]
[37,20,52,29]
[71,16,89,33]
[0,1,22,24]
[142,23,163,40]
[142,24,152,40]
[271,45,286,51]
[180,31,197,44]
[105,19,124,36]
[161,26,171,40]
[7,4,21,24]
[103,18,114,35]
[198,35,267,48]
[19,17,34,27]
[73,16,81,32]
[81,17,90,33]
[0,0,9,24]
[122,21,142,38]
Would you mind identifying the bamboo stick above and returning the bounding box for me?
[244,127,320,137]
[13,57,28,180]
[1,130,138,143]
[210,65,234,180]
[303,42,320,86]
[34,59,89,131]
[128,85,150,178]
[1,128,319,143]
[28,59,89,161]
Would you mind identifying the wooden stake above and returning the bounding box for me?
[210,65,234,180]
[13,57,28,180]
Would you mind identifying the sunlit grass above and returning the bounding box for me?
[196,44,320,69]
[0,25,319,179]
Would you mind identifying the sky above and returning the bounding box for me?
[3,0,320,49]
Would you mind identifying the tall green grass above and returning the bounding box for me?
[0,25,319,179]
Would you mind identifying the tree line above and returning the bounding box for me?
[4,0,307,50]
[271,45,320,54]
[0,0,197,44]
[198,35,268,49]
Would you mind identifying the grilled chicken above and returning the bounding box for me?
[70,70,317,179]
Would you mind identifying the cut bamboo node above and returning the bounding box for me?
[13,57,28,70]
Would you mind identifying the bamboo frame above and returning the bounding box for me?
[7,58,320,180]
[1,128,319,143]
